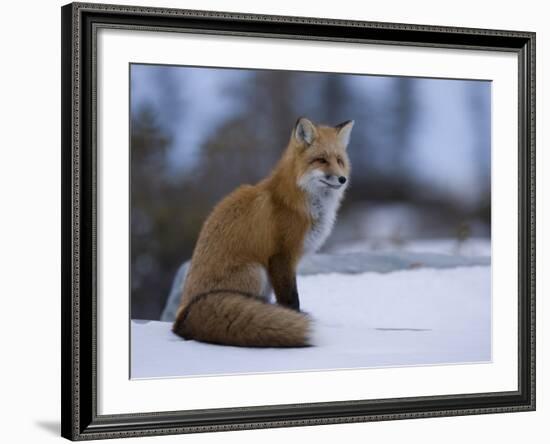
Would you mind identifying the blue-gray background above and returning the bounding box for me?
[130,64,491,320]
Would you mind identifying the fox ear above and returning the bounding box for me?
[294,117,316,145]
[335,120,355,148]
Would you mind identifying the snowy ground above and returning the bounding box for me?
[131,266,491,379]
[160,245,490,322]
[331,237,491,257]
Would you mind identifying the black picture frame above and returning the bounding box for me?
[61,2,536,440]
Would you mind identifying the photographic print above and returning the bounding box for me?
[130,64,492,379]
[62,3,535,439]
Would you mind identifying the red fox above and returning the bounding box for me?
[173,117,354,347]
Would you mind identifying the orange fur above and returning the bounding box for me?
[173,117,353,347]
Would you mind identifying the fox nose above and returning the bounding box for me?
[338,176,347,184]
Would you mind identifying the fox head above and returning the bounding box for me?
[291,117,354,196]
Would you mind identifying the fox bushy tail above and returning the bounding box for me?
[172,291,311,347]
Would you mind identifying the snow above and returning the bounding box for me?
[132,266,491,379]
[160,251,489,321]
[332,238,491,257]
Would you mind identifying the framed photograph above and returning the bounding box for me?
[61,2,536,440]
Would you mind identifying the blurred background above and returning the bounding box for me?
[130,64,491,320]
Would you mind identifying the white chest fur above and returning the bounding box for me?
[303,190,342,254]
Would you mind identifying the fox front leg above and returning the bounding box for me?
[268,254,300,311]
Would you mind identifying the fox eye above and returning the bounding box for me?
[337,157,345,167]
[314,158,328,164]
